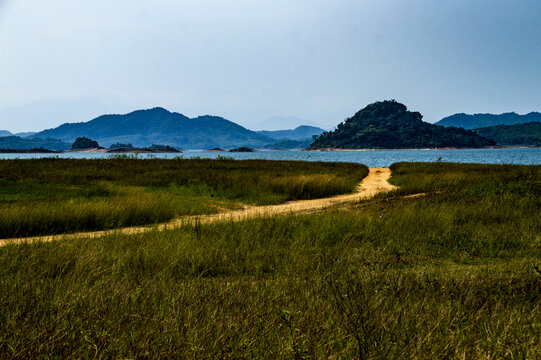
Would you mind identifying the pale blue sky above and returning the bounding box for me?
[1,0,540,132]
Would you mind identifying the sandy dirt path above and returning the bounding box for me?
[0,168,397,247]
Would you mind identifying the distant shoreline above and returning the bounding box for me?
[304,145,539,152]
[0,145,539,154]
[0,148,182,154]
[0,148,63,154]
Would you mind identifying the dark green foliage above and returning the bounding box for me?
[228,146,255,152]
[0,159,367,237]
[437,111,541,129]
[149,144,177,151]
[0,135,70,150]
[107,145,180,153]
[473,121,541,145]
[109,142,133,149]
[33,107,276,149]
[310,100,494,149]
[71,137,100,150]
[0,163,539,358]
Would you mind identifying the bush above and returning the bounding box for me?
[109,143,133,149]
[71,137,100,150]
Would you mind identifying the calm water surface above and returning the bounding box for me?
[1,148,539,168]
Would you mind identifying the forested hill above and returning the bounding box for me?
[436,112,541,129]
[473,122,541,146]
[32,108,275,149]
[309,101,494,149]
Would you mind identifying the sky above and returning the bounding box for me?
[0,0,540,132]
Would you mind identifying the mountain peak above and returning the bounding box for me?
[358,100,407,115]
[140,107,171,114]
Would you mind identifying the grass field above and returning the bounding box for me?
[0,158,368,238]
[0,161,540,358]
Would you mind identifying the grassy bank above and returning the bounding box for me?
[0,158,368,238]
[0,162,539,358]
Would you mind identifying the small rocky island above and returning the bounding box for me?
[0,137,182,154]
[228,147,255,152]
[67,138,182,153]
[106,144,181,153]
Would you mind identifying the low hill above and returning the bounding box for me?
[264,138,313,149]
[0,136,70,150]
[0,130,38,137]
[473,122,541,146]
[310,100,494,149]
[14,131,38,137]
[436,112,541,129]
[32,108,275,149]
[256,126,325,140]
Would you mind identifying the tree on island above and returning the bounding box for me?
[109,143,134,149]
[149,144,177,151]
[71,137,100,150]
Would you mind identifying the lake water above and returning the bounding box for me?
[0,148,539,168]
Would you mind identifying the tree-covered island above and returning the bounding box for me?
[310,100,494,149]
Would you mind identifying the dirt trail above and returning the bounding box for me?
[0,168,397,247]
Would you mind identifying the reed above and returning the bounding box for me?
[0,162,539,358]
[0,158,368,237]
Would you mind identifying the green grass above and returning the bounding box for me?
[0,158,368,238]
[0,162,540,358]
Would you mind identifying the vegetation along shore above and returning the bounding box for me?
[0,159,539,358]
[0,158,367,238]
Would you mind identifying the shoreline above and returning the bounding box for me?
[0,145,539,154]
[303,145,539,152]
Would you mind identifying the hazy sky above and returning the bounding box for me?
[1,0,540,132]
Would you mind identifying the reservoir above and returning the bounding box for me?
[1,147,540,168]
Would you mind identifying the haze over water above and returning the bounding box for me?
[2,148,539,168]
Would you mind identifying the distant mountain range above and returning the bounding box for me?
[256,126,325,141]
[435,112,541,129]
[0,130,38,137]
[3,106,539,151]
[255,125,325,149]
[0,136,70,150]
[310,100,494,149]
[31,108,278,150]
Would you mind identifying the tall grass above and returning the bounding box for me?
[0,158,367,196]
[0,193,175,238]
[388,161,541,196]
[0,158,368,237]
[0,162,539,357]
[269,174,352,200]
